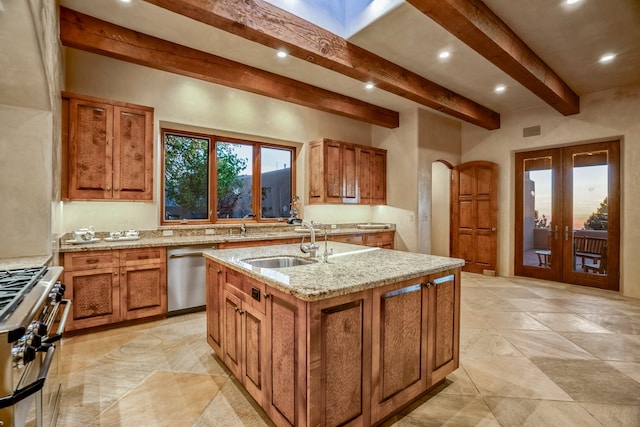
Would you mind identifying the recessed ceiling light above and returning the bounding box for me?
[599,53,616,63]
[565,0,580,4]
[120,0,132,3]
[438,51,450,60]
[494,84,506,93]
[365,82,375,90]
[276,50,288,58]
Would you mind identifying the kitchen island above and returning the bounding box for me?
[203,243,464,427]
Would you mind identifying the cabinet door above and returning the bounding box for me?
[265,287,307,427]
[223,289,243,380]
[324,140,343,202]
[343,143,358,203]
[206,260,224,354]
[428,270,460,386]
[308,292,371,427]
[120,262,167,321]
[358,147,373,204]
[242,302,266,406]
[68,98,114,199]
[371,149,387,205]
[64,268,119,331]
[371,280,428,423]
[113,106,153,200]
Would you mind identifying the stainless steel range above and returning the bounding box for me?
[0,266,70,427]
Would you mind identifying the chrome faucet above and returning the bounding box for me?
[241,213,255,236]
[289,218,319,257]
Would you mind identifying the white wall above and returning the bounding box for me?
[461,85,640,298]
[0,106,52,257]
[62,49,374,233]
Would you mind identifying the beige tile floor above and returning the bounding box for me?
[47,273,640,426]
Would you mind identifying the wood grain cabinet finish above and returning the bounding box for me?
[330,231,395,250]
[63,247,167,331]
[206,262,459,427]
[308,138,386,205]
[62,92,154,201]
[119,248,167,321]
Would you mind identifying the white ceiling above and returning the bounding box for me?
[5,0,640,122]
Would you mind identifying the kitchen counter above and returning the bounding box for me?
[203,242,464,301]
[0,255,53,270]
[58,226,394,253]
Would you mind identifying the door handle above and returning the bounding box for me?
[564,226,569,241]
[554,225,558,240]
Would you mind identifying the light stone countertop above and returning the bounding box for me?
[203,243,465,302]
[58,227,394,253]
[0,255,53,270]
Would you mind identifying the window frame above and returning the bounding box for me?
[161,128,296,225]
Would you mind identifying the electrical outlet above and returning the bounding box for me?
[162,230,174,236]
[331,224,337,229]
[205,229,215,235]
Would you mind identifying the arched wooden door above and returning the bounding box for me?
[451,161,499,274]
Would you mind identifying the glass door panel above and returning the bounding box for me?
[570,151,608,275]
[522,157,553,270]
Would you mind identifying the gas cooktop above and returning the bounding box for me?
[0,267,47,323]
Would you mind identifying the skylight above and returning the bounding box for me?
[264,0,403,38]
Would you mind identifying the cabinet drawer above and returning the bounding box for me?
[366,232,394,247]
[331,234,364,245]
[225,269,266,314]
[64,251,115,271]
[120,247,166,266]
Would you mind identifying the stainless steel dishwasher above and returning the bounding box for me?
[167,245,215,314]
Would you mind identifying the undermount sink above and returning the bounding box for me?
[242,255,318,268]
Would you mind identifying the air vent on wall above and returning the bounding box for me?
[523,125,541,137]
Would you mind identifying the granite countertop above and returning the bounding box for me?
[0,255,53,270]
[58,226,395,253]
[203,243,464,302]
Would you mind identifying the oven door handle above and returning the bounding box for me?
[0,345,56,409]
[42,299,72,345]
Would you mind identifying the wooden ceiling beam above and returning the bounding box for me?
[407,0,580,116]
[142,0,500,130]
[59,7,399,129]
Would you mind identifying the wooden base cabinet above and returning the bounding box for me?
[370,269,460,424]
[63,248,167,331]
[206,259,460,427]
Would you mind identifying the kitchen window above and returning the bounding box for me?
[161,129,295,224]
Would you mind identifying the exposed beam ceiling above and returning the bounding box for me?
[59,7,400,129]
[142,0,500,130]
[406,0,580,116]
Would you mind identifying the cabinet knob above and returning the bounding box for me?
[263,292,270,299]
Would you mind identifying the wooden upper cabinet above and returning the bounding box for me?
[308,138,386,205]
[63,92,154,201]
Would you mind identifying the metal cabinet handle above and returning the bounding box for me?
[554,225,559,240]
[86,259,99,264]
[564,226,569,241]
[138,255,149,260]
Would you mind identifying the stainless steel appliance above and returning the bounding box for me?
[167,246,213,314]
[0,266,70,427]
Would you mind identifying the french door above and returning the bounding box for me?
[515,141,620,291]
